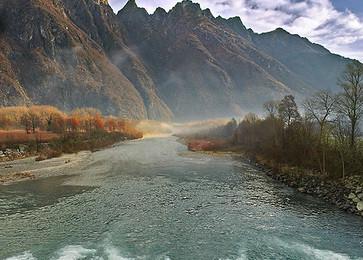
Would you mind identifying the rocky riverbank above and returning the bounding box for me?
[185,140,363,217]
[0,146,31,162]
[252,162,363,217]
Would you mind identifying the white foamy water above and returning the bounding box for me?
[276,239,359,260]
[5,252,36,260]
[292,243,356,260]
[104,246,133,260]
[53,245,97,260]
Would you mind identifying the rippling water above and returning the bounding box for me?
[0,137,363,259]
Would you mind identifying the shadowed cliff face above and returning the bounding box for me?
[59,0,173,120]
[0,0,172,120]
[0,0,353,120]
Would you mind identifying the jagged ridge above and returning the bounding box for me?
[0,0,354,120]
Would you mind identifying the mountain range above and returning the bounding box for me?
[0,0,354,120]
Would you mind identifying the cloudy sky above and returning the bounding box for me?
[109,0,363,61]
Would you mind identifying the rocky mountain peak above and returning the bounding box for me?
[272,27,290,35]
[118,0,149,22]
[152,7,168,20]
[123,0,138,9]
[227,17,247,30]
[214,15,251,39]
[202,8,214,19]
[171,0,203,17]
[119,0,148,14]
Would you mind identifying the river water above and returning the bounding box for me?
[0,137,363,259]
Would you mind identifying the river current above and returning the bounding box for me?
[0,137,363,259]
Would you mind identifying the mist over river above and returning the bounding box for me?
[1,137,363,259]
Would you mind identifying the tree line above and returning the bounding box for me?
[0,105,142,139]
[233,61,363,179]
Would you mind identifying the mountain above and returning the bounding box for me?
[250,28,349,92]
[117,0,353,119]
[0,0,172,120]
[0,0,354,120]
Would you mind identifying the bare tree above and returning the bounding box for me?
[264,100,280,148]
[264,100,279,118]
[337,61,363,148]
[304,91,337,174]
[332,115,350,178]
[278,95,300,127]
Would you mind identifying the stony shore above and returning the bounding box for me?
[0,146,31,162]
[0,151,91,185]
[185,139,363,218]
[250,161,363,217]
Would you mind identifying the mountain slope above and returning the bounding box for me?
[118,1,306,119]
[0,0,357,120]
[59,0,173,119]
[117,0,354,119]
[0,0,172,120]
[250,28,351,91]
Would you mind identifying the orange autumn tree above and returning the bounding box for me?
[94,114,105,130]
[0,105,143,139]
[68,116,81,132]
[106,117,117,132]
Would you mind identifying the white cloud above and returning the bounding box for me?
[109,0,363,61]
[197,0,363,61]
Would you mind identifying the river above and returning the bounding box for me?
[0,137,363,259]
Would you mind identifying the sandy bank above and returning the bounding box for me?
[0,151,91,185]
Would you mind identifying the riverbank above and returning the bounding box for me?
[185,139,363,217]
[2,131,141,160]
[0,151,91,185]
[0,132,143,185]
[258,162,363,217]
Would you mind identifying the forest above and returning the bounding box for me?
[0,106,143,160]
[189,61,363,179]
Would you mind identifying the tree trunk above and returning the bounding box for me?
[340,151,345,179]
[323,148,326,175]
[351,119,356,149]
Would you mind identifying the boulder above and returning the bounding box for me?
[353,197,361,203]
[348,193,356,200]
[357,201,363,211]
[298,187,305,193]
